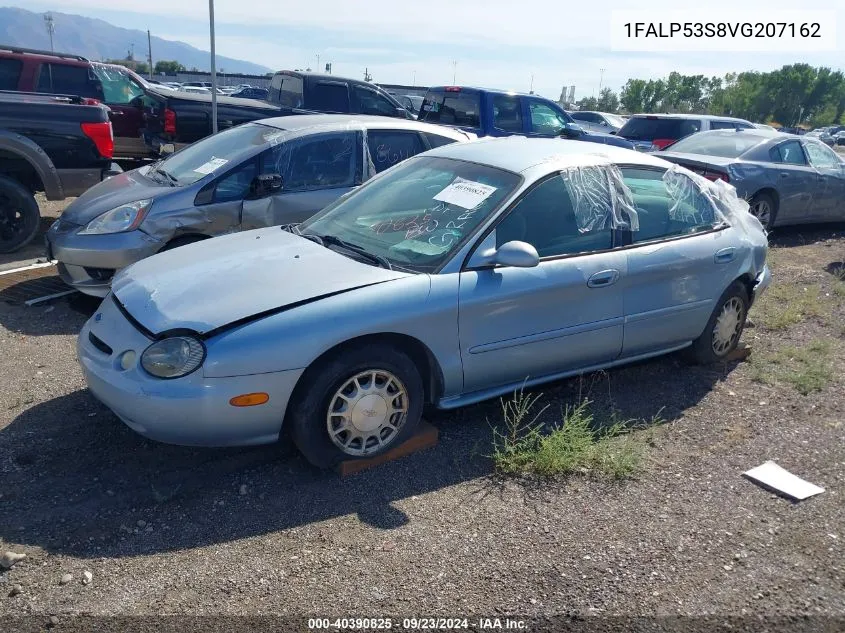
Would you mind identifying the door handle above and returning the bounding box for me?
[587,269,620,288]
[714,247,736,264]
[779,172,789,178]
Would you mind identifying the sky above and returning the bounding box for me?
[14,0,845,101]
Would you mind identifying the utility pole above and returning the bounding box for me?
[529,74,534,94]
[209,0,218,134]
[599,68,605,93]
[43,13,55,51]
[412,70,416,86]
[147,30,154,79]
[452,60,457,84]
[316,54,320,71]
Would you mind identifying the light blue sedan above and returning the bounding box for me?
[78,137,771,467]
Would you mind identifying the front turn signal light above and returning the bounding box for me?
[229,393,270,407]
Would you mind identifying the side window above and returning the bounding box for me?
[267,132,356,191]
[679,119,702,137]
[0,58,22,90]
[491,95,523,133]
[528,102,568,135]
[353,86,399,117]
[213,160,258,203]
[366,130,424,173]
[495,173,613,258]
[309,83,350,112]
[422,132,459,149]
[620,167,717,243]
[804,141,841,169]
[709,120,737,130]
[736,121,754,129]
[36,63,103,99]
[92,66,145,104]
[769,140,806,165]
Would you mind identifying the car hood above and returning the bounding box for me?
[111,227,411,336]
[579,131,634,149]
[60,167,167,226]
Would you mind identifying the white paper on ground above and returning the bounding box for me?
[433,177,497,210]
[743,461,825,501]
[193,157,229,175]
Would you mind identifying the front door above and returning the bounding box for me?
[241,130,360,229]
[766,139,815,224]
[92,65,148,157]
[458,171,626,392]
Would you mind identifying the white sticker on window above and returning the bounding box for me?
[433,177,497,210]
[193,157,229,175]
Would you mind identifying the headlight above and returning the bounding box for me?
[140,336,205,379]
[79,199,152,235]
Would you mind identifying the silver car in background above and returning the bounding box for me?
[568,111,627,134]
[46,115,472,296]
[660,129,845,229]
[78,138,769,467]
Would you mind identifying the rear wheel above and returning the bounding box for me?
[686,282,749,364]
[748,191,777,230]
[288,343,424,468]
[0,176,40,254]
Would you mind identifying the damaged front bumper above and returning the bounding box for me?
[751,264,771,304]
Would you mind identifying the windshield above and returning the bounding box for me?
[668,132,768,158]
[299,156,522,272]
[155,123,277,186]
[605,114,627,128]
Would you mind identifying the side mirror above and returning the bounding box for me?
[250,172,283,198]
[558,122,582,139]
[471,240,540,269]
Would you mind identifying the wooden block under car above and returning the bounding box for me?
[336,421,439,477]
[724,342,752,362]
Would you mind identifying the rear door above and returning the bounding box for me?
[766,139,815,224]
[418,88,482,135]
[488,94,523,137]
[0,57,23,91]
[618,165,733,356]
[91,65,148,157]
[802,139,845,222]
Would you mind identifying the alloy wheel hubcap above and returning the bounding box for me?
[326,370,409,456]
[751,200,771,227]
[712,297,743,356]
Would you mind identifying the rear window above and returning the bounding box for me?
[269,74,304,108]
[35,63,103,99]
[667,132,768,158]
[0,58,22,91]
[419,90,481,129]
[309,83,350,112]
[618,117,701,142]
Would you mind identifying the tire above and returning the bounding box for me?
[160,235,208,252]
[686,281,750,364]
[748,191,778,230]
[288,343,424,469]
[0,175,40,254]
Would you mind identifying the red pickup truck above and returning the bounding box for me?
[0,45,156,159]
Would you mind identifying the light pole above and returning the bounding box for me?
[599,68,605,94]
[452,60,457,84]
[43,13,55,52]
[209,0,218,134]
[412,71,416,86]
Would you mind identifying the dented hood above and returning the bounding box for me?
[111,227,410,336]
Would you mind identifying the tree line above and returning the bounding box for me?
[576,64,845,128]
[102,59,192,75]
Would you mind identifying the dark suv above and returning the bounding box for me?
[618,114,755,151]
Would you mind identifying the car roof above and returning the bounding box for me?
[426,85,548,98]
[424,136,669,174]
[672,128,786,144]
[629,113,752,122]
[256,114,471,139]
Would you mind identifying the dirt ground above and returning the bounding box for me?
[0,200,844,630]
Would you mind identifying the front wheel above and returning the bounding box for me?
[288,344,424,468]
[0,175,40,254]
[686,282,749,364]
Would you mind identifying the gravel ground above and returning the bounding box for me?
[0,207,844,629]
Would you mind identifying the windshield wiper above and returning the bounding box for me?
[154,166,178,186]
[280,223,302,235]
[306,233,392,270]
